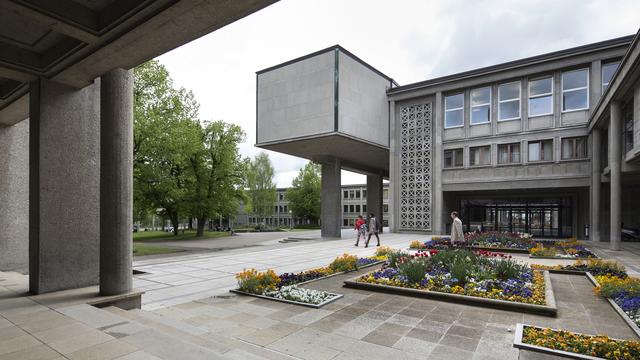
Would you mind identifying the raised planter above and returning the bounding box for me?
[283,260,385,287]
[229,289,343,308]
[585,272,640,338]
[529,255,597,260]
[343,271,557,316]
[408,246,530,254]
[514,323,612,360]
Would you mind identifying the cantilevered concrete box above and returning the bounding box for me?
[256,46,396,176]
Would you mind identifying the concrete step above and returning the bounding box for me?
[104,307,298,360]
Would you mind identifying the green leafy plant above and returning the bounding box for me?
[388,250,410,268]
[235,268,280,294]
[493,258,527,281]
[449,258,469,284]
[398,258,429,284]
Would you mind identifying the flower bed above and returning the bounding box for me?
[529,239,597,259]
[531,259,627,278]
[514,323,640,360]
[232,251,388,307]
[345,249,556,315]
[592,274,640,332]
[410,232,536,253]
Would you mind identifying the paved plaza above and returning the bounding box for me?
[1,231,639,359]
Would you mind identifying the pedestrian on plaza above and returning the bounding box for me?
[354,215,367,246]
[365,213,380,248]
[450,211,464,244]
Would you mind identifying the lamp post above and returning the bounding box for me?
[289,210,293,229]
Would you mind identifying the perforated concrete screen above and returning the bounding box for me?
[399,103,432,231]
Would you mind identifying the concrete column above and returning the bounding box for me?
[367,174,383,233]
[29,78,100,294]
[100,69,133,295]
[591,128,602,242]
[609,102,622,251]
[0,120,29,272]
[320,158,341,238]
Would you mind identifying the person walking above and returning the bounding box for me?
[450,211,464,244]
[365,213,380,248]
[354,215,366,246]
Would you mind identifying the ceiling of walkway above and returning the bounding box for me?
[0,0,276,125]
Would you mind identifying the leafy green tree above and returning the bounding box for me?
[133,60,200,235]
[247,152,277,223]
[286,162,321,223]
[187,121,248,236]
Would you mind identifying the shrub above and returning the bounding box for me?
[397,257,429,284]
[236,268,280,294]
[493,258,527,281]
[329,254,358,272]
[388,250,410,268]
[375,246,394,257]
[409,240,424,249]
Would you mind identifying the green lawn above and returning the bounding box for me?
[133,243,182,257]
[133,230,231,242]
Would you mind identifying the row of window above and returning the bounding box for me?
[343,219,390,227]
[342,204,390,214]
[444,136,587,168]
[274,205,289,213]
[444,62,620,129]
[343,189,366,199]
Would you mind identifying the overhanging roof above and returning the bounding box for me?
[0,0,277,126]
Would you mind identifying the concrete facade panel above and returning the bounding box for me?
[0,120,29,272]
[469,123,491,137]
[561,110,589,126]
[338,52,390,147]
[30,78,100,294]
[442,161,591,186]
[257,51,335,144]
[497,120,521,133]
[528,115,553,130]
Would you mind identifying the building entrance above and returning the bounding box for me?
[461,198,572,238]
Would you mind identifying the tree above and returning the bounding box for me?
[187,120,248,236]
[133,60,200,235]
[286,162,321,223]
[247,152,277,223]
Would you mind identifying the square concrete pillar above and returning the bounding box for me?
[367,174,383,233]
[609,102,622,251]
[590,128,602,242]
[29,78,100,294]
[321,158,341,238]
[0,120,29,272]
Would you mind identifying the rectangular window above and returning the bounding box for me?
[445,93,464,128]
[355,205,360,213]
[561,137,587,160]
[383,189,388,199]
[444,148,464,168]
[355,190,360,199]
[363,205,367,212]
[498,81,521,121]
[528,76,553,117]
[363,190,367,199]
[284,206,288,213]
[343,190,348,199]
[343,219,348,226]
[498,143,521,164]
[383,204,389,213]
[528,140,553,162]
[349,205,355,213]
[470,86,491,124]
[349,190,354,199]
[602,61,620,93]
[274,206,278,212]
[343,205,348,213]
[562,68,589,111]
[470,146,491,166]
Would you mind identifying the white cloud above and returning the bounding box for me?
[157,0,640,187]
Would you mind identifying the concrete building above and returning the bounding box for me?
[256,34,640,246]
[238,184,390,228]
[0,0,277,299]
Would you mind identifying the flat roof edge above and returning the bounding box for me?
[256,44,397,85]
[388,34,635,96]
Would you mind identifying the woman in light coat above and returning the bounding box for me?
[450,211,464,244]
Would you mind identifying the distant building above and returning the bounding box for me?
[238,184,390,228]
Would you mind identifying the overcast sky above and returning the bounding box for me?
[157,0,640,187]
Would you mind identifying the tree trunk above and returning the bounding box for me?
[170,214,179,236]
[196,216,206,236]
[188,218,193,230]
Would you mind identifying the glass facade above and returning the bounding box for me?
[461,197,572,238]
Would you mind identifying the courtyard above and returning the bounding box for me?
[1,232,639,359]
